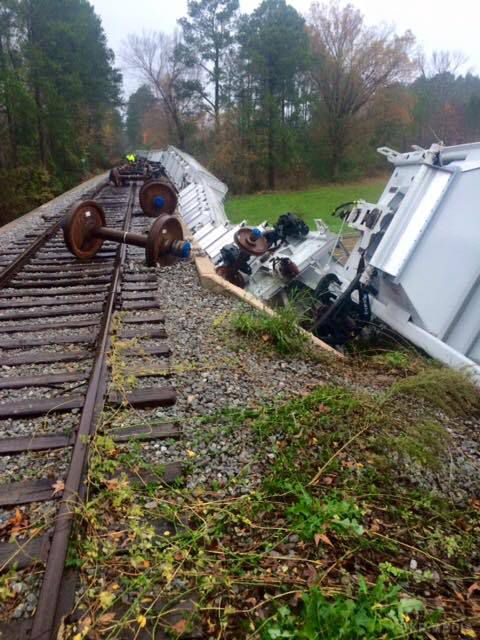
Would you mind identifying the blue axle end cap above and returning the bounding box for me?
[153,196,166,209]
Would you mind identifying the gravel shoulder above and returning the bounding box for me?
[102,258,480,504]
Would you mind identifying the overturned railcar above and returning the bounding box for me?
[140,143,480,382]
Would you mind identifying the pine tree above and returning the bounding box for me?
[177,0,239,129]
[237,0,309,189]
[0,0,124,221]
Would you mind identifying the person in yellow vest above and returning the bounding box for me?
[126,153,136,163]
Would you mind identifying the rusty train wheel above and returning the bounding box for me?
[63,200,106,260]
[145,215,185,267]
[139,179,178,217]
[234,228,269,256]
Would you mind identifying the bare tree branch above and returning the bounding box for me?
[121,30,202,148]
[308,1,417,177]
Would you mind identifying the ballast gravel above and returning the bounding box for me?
[0,571,42,621]
[0,448,69,484]
[111,259,480,502]
[109,259,338,495]
[0,501,57,544]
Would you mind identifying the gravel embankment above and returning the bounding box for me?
[110,259,480,502]
[108,259,340,495]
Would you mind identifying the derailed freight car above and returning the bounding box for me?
[140,143,480,383]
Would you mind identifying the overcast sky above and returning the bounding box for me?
[90,0,478,98]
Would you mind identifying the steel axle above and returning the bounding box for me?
[63,201,191,267]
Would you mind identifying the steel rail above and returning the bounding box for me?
[0,179,108,289]
[30,183,137,640]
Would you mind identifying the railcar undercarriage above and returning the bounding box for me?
[139,143,480,382]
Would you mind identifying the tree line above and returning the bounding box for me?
[2,0,480,223]
[125,0,480,193]
[0,0,122,223]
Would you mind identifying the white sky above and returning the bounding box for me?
[90,0,479,98]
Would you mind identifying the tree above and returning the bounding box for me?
[21,0,122,176]
[123,31,200,149]
[141,103,171,148]
[237,0,309,189]
[126,84,156,147]
[308,1,416,178]
[177,0,239,129]
[0,0,22,167]
[0,0,123,222]
[421,50,468,78]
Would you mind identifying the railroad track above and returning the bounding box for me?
[0,179,184,639]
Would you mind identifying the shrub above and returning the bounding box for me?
[286,486,364,540]
[0,167,60,224]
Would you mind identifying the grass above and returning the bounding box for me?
[261,578,425,640]
[230,304,309,356]
[368,349,422,376]
[286,487,365,540]
[225,178,386,233]
[386,420,450,472]
[389,367,480,417]
[60,315,480,640]
[245,383,480,638]
[64,372,480,639]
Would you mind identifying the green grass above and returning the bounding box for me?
[231,304,309,356]
[225,178,386,233]
[68,374,480,639]
[262,579,425,640]
[389,367,480,417]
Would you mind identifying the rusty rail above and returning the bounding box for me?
[0,180,108,289]
[29,183,137,640]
